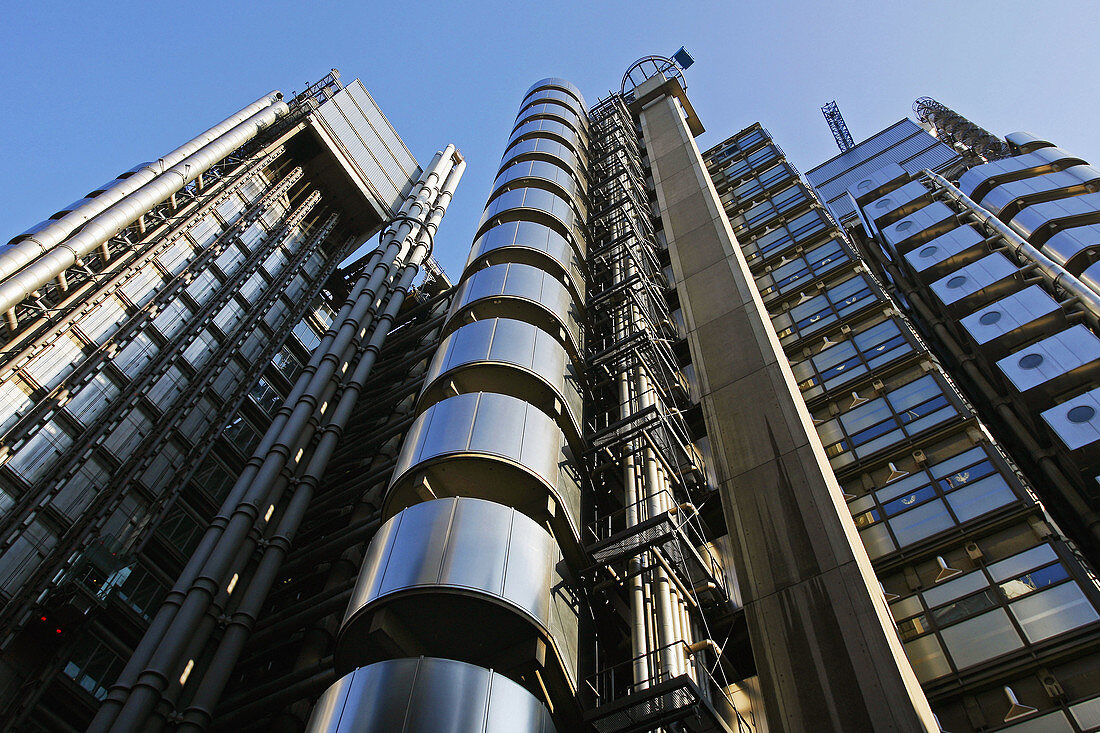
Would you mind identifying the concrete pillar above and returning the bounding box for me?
[631,74,937,732]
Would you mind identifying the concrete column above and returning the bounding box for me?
[631,75,937,732]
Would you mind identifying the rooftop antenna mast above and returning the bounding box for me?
[821,100,855,152]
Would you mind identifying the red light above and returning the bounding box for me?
[55,628,62,634]
[39,616,47,622]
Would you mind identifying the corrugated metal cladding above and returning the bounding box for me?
[315,80,421,216]
[806,119,959,223]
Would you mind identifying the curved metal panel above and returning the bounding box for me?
[337,498,580,696]
[464,220,585,300]
[959,146,1086,201]
[307,657,556,733]
[1010,191,1100,245]
[501,140,587,188]
[1006,131,1055,154]
[477,186,584,247]
[904,224,987,280]
[980,165,1100,220]
[514,105,589,146]
[929,252,1021,310]
[507,118,587,162]
[517,96,590,135]
[865,180,934,228]
[1043,223,1100,274]
[495,156,587,200]
[419,318,584,443]
[878,201,959,254]
[523,77,586,110]
[489,160,587,219]
[385,392,583,559]
[446,262,583,362]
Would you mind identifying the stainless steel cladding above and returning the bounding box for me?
[446,262,584,362]
[384,391,582,557]
[0,99,291,317]
[307,657,556,733]
[322,78,589,730]
[466,221,586,300]
[418,318,584,444]
[336,497,580,689]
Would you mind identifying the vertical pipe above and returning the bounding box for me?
[98,149,458,733]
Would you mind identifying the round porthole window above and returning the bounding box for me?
[858,180,873,190]
[1067,405,1096,424]
[919,246,939,258]
[876,199,892,209]
[946,275,968,289]
[979,310,1002,325]
[1018,353,1044,369]
[896,221,913,231]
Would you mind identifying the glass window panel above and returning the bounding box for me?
[79,297,129,345]
[1011,582,1100,643]
[1070,695,1100,729]
[940,608,1022,669]
[924,570,989,608]
[889,499,954,547]
[903,634,952,682]
[7,421,72,482]
[947,475,1017,522]
[859,523,895,559]
[1000,564,1070,600]
[890,595,924,622]
[23,333,83,389]
[989,545,1060,582]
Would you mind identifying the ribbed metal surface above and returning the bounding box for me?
[315,80,420,216]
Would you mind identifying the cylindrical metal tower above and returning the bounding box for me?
[307,78,591,732]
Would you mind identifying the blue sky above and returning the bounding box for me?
[2,1,1098,278]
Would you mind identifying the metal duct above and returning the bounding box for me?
[0,99,290,318]
[1,92,283,278]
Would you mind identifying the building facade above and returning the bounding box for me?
[4,60,1100,733]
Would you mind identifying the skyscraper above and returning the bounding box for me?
[3,57,1100,733]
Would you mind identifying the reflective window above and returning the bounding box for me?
[215,193,246,226]
[104,563,165,620]
[78,297,129,345]
[815,374,958,469]
[23,332,84,389]
[272,345,302,381]
[222,411,260,451]
[6,421,72,482]
[792,317,913,400]
[757,239,851,300]
[121,267,163,308]
[0,377,34,435]
[193,455,239,501]
[152,298,192,340]
[851,446,1018,557]
[891,544,1099,681]
[188,215,222,250]
[66,372,120,426]
[772,273,880,344]
[157,239,195,275]
[248,377,281,415]
[155,506,203,556]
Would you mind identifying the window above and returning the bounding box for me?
[66,372,119,426]
[152,299,192,340]
[157,238,195,275]
[772,273,879,344]
[63,635,124,700]
[188,215,222,250]
[193,457,238,502]
[791,317,912,400]
[758,239,851,300]
[23,333,84,390]
[816,374,958,469]
[891,544,1099,681]
[847,445,1018,558]
[155,507,203,555]
[6,422,72,482]
[78,297,129,345]
[222,413,262,455]
[248,377,281,415]
[272,346,302,381]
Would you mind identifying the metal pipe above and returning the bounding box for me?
[0,100,290,317]
[1,92,282,281]
[101,150,461,732]
[925,170,1100,319]
[176,208,449,731]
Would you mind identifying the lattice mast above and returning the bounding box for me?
[821,100,855,152]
